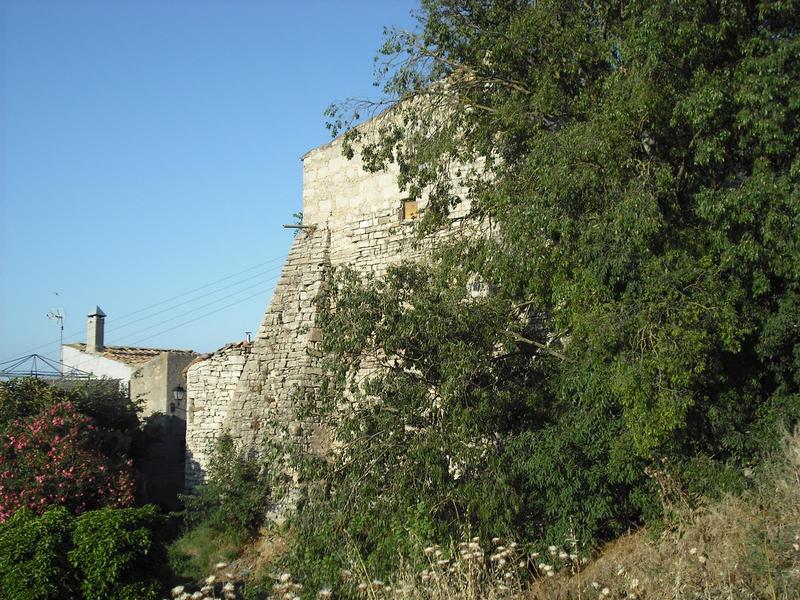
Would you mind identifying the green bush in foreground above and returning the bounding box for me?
[0,507,74,600]
[0,505,165,600]
[70,505,165,600]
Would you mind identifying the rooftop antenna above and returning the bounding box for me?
[47,303,65,375]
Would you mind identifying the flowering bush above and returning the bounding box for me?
[0,401,135,522]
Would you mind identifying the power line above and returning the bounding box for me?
[109,255,287,327]
[60,275,281,373]
[63,282,280,373]
[1,252,288,362]
[5,227,416,364]
[107,273,281,345]
[127,285,279,347]
[105,263,285,334]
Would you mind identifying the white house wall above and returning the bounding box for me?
[62,345,133,384]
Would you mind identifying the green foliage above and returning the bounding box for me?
[69,505,165,600]
[0,505,166,600]
[0,507,75,600]
[0,378,70,429]
[182,433,271,537]
[290,0,800,588]
[166,522,243,582]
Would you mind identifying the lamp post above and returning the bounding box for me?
[171,385,186,414]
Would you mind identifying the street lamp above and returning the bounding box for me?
[171,385,186,414]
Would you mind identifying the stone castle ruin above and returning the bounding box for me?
[184,113,473,489]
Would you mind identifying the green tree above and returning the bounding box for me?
[289,0,800,587]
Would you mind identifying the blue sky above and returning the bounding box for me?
[0,0,418,363]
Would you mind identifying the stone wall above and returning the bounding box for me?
[185,342,251,488]
[185,112,475,489]
[132,352,196,418]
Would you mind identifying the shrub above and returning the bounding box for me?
[0,402,136,521]
[166,521,244,582]
[69,505,165,600]
[0,378,71,431]
[182,433,271,537]
[0,506,75,600]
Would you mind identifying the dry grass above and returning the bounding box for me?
[264,536,534,600]
[527,430,800,600]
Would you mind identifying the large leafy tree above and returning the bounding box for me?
[288,0,800,585]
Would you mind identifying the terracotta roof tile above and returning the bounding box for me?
[67,343,195,366]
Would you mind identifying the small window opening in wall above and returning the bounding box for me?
[401,199,419,221]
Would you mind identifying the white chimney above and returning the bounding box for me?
[87,306,106,353]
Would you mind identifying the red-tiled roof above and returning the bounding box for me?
[66,343,195,366]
